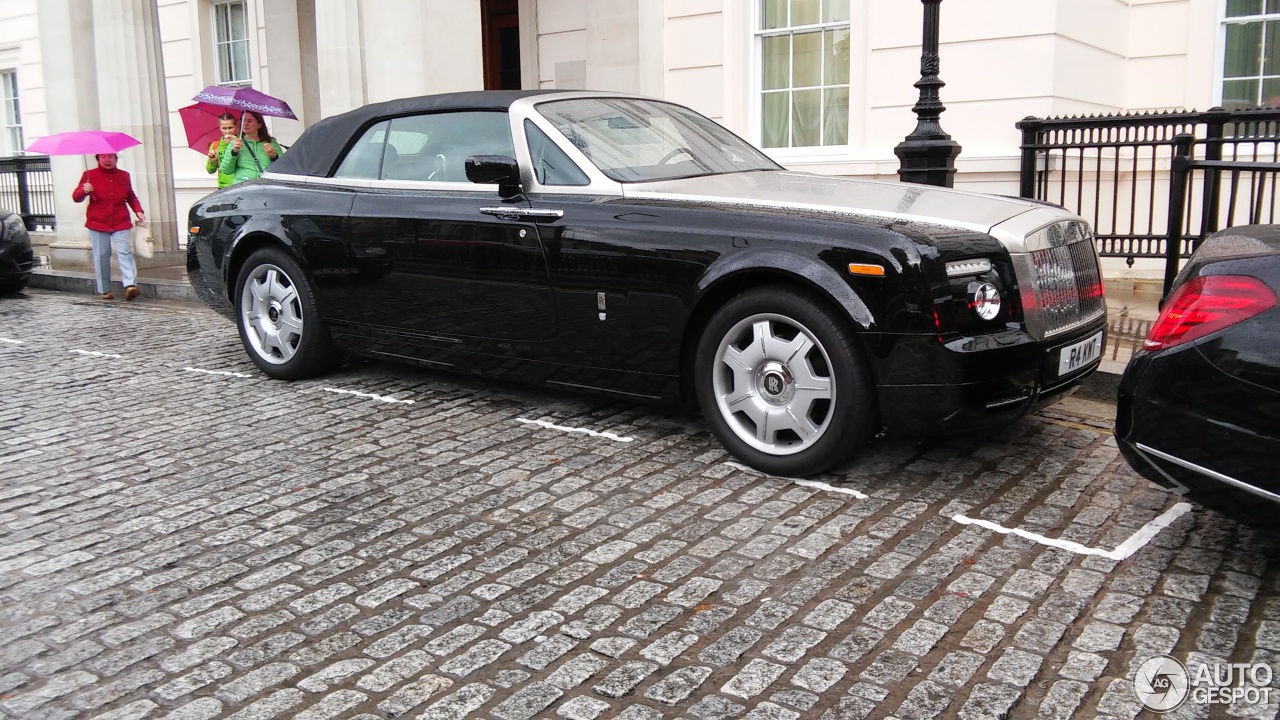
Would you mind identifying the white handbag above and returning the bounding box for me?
[133,222,155,260]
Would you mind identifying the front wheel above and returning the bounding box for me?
[695,285,876,477]
[234,246,336,380]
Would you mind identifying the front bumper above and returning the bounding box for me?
[870,319,1106,435]
[0,237,34,281]
[187,235,235,320]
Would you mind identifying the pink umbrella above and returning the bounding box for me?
[178,102,243,153]
[25,130,141,156]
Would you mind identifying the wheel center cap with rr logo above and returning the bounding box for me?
[756,362,795,406]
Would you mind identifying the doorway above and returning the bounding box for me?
[482,0,521,90]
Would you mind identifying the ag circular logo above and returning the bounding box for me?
[1134,655,1189,712]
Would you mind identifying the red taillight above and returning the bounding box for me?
[1143,275,1277,351]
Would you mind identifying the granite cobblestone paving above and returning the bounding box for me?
[2,289,1279,718]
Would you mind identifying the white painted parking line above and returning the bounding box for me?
[516,418,633,442]
[0,337,25,344]
[952,501,1193,560]
[724,462,870,498]
[70,349,124,359]
[793,478,870,499]
[322,387,415,405]
[184,367,252,378]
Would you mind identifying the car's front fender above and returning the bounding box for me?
[694,248,877,331]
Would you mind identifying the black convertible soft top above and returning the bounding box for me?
[269,89,576,178]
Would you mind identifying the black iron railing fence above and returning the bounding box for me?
[1018,108,1280,282]
[0,155,56,231]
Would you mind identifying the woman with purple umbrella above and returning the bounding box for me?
[218,111,284,185]
[71,153,145,300]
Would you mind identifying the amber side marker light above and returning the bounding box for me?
[847,263,885,277]
[1144,274,1276,350]
[189,227,201,234]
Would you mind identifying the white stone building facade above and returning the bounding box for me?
[0,0,1250,277]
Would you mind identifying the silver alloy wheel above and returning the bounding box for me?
[239,263,304,365]
[711,313,836,456]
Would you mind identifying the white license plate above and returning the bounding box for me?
[1057,331,1103,377]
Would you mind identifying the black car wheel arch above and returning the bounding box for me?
[233,246,338,380]
[695,284,876,477]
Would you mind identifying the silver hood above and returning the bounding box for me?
[624,171,1050,236]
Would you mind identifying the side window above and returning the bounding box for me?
[334,120,390,179]
[525,120,589,186]
[382,111,515,183]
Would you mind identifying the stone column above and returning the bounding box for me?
[263,0,320,145]
[421,0,483,95]
[315,0,368,117]
[37,0,99,262]
[90,0,180,259]
[518,0,539,90]
[586,0,641,93]
[361,0,429,101]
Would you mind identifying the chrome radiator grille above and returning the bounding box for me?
[1029,236,1105,338]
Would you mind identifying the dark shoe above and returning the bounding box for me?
[100,292,114,300]
[124,286,140,301]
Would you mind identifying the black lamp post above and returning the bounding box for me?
[894,0,962,187]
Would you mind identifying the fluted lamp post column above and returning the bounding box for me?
[894,0,961,187]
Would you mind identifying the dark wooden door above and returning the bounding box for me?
[482,0,521,90]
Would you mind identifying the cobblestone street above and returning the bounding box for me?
[1,289,1278,719]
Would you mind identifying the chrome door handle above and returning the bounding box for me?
[479,207,564,222]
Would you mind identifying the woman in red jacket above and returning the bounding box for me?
[71,153,145,300]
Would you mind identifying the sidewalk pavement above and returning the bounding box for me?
[25,262,1154,405]
[28,262,195,302]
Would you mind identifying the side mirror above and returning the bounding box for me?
[465,155,522,198]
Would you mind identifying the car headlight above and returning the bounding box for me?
[1,214,23,238]
[969,281,1002,320]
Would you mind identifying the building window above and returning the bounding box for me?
[1222,0,1280,108]
[1,70,22,156]
[758,0,851,148]
[213,0,251,85]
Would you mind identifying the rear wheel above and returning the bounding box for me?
[234,246,336,379]
[695,285,875,476]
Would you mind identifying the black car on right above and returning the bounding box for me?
[1116,224,1280,525]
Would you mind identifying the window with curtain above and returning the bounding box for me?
[1222,0,1280,108]
[213,0,251,86]
[758,0,851,149]
[1,70,21,156]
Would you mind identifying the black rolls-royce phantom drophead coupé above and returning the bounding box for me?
[187,90,1106,476]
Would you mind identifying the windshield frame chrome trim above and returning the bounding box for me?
[510,95,625,197]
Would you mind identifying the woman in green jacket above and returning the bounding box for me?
[219,111,282,184]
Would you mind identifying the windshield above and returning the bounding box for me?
[536,98,781,183]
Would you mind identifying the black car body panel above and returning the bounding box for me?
[189,90,1106,438]
[1116,225,1280,525]
[1,211,34,291]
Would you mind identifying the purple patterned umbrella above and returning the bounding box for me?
[192,85,297,120]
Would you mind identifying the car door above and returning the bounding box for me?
[332,111,558,348]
